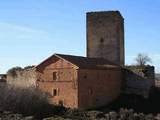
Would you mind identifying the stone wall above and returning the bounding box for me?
[87,11,124,66]
[123,66,155,98]
[155,80,160,87]
[78,68,122,109]
[7,68,37,88]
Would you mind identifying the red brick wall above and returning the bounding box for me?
[37,58,78,108]
[36,56,122,109]
[37,81,78,108]
[77,68,122,109]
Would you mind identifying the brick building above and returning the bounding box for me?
[36,54,122,109]
[34,11,155,109]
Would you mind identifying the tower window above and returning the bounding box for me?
[100,38,104,43]
[84,74,87,79]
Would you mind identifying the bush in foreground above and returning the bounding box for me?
[0,85,66,119]
[45,108,160,120]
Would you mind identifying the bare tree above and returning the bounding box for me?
[135,53,151,66]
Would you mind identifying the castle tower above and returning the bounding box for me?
[87,11,125,66]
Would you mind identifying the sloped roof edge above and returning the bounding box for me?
[36,53,120,70]
[35,53,79,69]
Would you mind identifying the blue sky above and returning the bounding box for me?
[0,0,160,73]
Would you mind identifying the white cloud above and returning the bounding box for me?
[0,22,51,43]
[0,22,45,33]
[150,54,160,61]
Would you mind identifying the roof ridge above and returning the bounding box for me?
[55,53,86,58]
[36,53,120,70]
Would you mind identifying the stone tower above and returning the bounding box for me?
[87,11,124,66]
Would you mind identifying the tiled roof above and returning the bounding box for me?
[36,53,120,70]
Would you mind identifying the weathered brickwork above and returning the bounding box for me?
[5,10,156,110]
[87,11,124,66]
[36,57,78,108]
[36,54,122,109]
[78,68,122,109]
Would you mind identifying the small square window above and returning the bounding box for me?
[53,72,57,80]
[52,88,59,96]
[58,100,63,106]
[53,89,57,96]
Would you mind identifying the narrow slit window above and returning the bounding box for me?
[89,88,93,95]
[100,38,104,43]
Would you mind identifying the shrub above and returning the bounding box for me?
[0,85,66,119]
[24,65,35,70]
[7,67,23,78]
